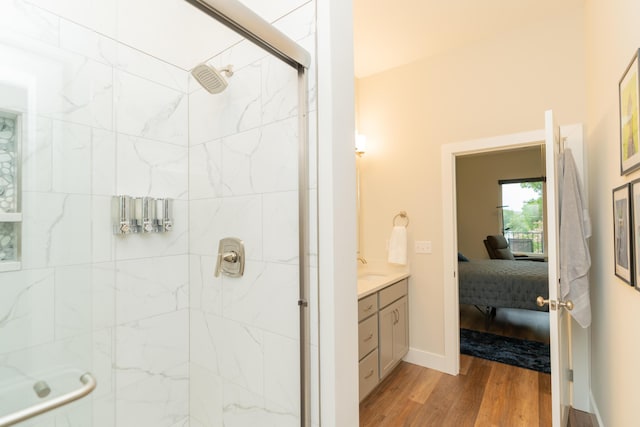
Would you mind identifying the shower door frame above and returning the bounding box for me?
[183,1,314,426]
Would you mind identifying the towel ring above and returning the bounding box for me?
[393,211,409,227]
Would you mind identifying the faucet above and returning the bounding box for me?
[357,257,367,264]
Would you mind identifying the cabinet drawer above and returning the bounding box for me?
[358,314,378,360]
[379,278,408,308]
[358,294,378,321]
[359,349,379,401]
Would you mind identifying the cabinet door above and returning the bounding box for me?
[378,303,395,379]
[379,296,409,379]
[394,296,409,361]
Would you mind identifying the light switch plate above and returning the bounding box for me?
[415,240,432,254]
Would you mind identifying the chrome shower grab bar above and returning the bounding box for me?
[0,372,96,427]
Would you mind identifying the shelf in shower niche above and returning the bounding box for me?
[0,213,22,222]
[0,261,20,272]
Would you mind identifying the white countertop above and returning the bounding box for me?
[357,260,410,298]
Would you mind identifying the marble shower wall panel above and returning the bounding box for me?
[0,268,55,353]
[188,139,223,200]
[219,117,298,197]
[114,71,188,147]
[111,40,190,427]
[115,255,189,325]
[20,192,92,269]
[189,196,262,260]
[3,1,318,426]
[221,261,299,340]
[116,134,189,200]
[189,254,222,315]
[188,2,317,425]
[0,2,192,426]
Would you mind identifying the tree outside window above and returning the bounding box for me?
[500,179,544,254]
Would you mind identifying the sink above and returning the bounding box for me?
[358,273,388,281]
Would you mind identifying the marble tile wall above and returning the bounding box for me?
[0,1,190,426]
[0,1,318,427]
[188,3,318,426]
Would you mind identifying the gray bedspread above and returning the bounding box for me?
[458,260,549,312]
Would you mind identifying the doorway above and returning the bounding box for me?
[441,129,549,374]
[442,121,591,426]
[455,143,551,380]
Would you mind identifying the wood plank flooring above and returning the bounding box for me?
[361,306,600,426]
[360,357,551,427]
[360,305,553,426]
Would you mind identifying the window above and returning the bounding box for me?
[499,177,545,254]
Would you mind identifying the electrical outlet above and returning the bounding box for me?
[415,240,432,254]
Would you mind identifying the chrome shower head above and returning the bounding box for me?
[191,63,234,94]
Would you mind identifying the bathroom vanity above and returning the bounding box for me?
[357,268,410,401]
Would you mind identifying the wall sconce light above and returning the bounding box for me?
[355,133,367,156]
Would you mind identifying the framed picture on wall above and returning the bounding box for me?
[630,179,640,290]
[613,183,633,285]
[620,48,640,175]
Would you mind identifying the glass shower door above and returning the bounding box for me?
[0,1,316,426]
[0,13,97,426]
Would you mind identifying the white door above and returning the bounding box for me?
[543,109,572,427]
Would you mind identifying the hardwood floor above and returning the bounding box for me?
[360,357,551,426]
[360,306,604,426]
[360,306,553,426]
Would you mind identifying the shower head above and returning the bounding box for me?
[191,63,234,94]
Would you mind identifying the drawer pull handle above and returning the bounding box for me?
[364,369,374,379]
[363,332,374,342]
[363,304,373,312]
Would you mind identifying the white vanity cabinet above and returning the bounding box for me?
[357,277,409,401]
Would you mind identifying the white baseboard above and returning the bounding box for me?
[403,347,456,375]
[589,391,604,427]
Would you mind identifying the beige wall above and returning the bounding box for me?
[356,6,586,356]
[585,0,640,424]
[456,147,544,260]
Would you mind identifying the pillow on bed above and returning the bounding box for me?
[458,252,470,262]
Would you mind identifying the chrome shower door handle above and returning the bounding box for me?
[0,372,97,427]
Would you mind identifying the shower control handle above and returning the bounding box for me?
[214,238,245,278]
[222,251,238,263]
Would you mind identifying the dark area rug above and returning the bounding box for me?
[460,328,551,373]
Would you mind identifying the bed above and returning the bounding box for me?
[458,259,549,313]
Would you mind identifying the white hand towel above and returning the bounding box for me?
[388,226,407,265]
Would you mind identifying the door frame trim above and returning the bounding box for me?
[441,128,546,375]
[441,124,591,412]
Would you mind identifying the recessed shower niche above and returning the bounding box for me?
[0,111,21,271]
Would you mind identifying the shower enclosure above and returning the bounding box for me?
[0,0,318,426]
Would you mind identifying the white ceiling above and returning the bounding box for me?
[353,0,584,78]
[31,0,584,76]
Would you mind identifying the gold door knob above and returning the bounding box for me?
[536,296,573,311]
